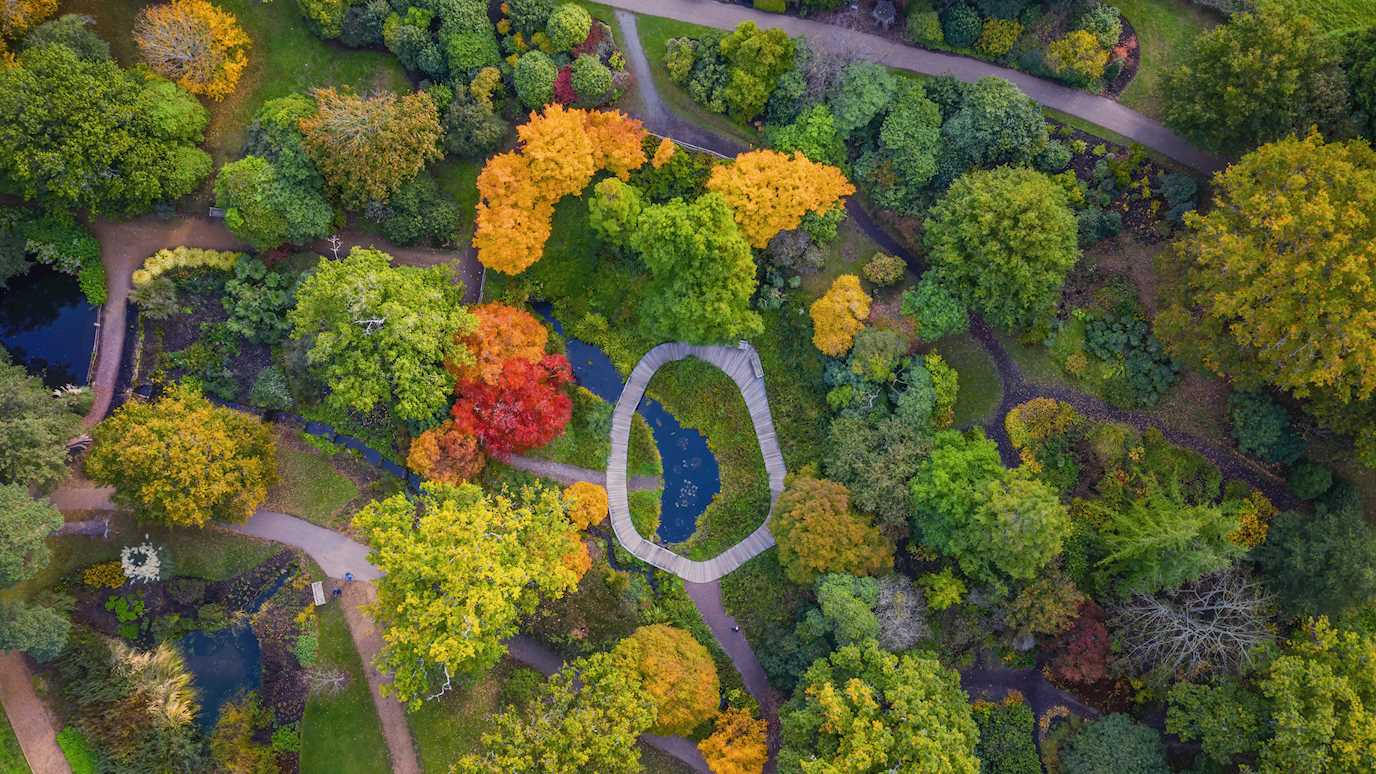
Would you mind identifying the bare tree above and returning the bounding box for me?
[876,574,929,652]
[304,667,348,696]
[1111,570,1274,679]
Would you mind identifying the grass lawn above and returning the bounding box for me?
[300,603,390,774]
[640,743,699,773]
[0,706,27,774]
[526,387,663,478]
[433,158,482,242]
[719,548,809,658]
[266,431,361,529]
[937,333,1003,428]
[55,728,96,774]
[1274,0,1376,33]
[1114,0,1218,120]
[632,14,762,148]
[407,658,537,773]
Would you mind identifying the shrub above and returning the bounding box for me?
[810,275,871,356]
[370,173,460,247]
[129,275,180,320]
[1076,207,1122,246]
[132,246,240,287]
[443,101,509,158]
[77,258,106,305]
[248,366,292,411]
[1288,462,1333,501]
[900,277,969,341]
[545,3,590,51]
[1036,140,1073,172]
[222,255,296,344]
[972,696,1040,774]
[563,481,609,529]
[907,10,943,45]
[1228,391,1303,465]
[507,0,555,33]
[271,725,301,753]
[1048,30,1109,85]
[978,18,1021,57]
[296,0,346,38]
[570,53,612,104]
[82,561,125,589]
[941,4,982,49]
[340,0,387,47]
[514,49,558,108]
[1062,714,1169,774]
[444,28,501,76]
[1078,3,1122,48]
[861,252,905,286]
[919,567,966,610]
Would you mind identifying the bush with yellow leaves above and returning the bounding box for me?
[134,0,251,100]
[809,274,871,356]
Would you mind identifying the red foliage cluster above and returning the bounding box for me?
[451,354,574,454]
[1048,601,1110,685]
[571,22,605,57]
[553,66,576,105]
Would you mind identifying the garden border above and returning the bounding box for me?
[606,342,786,582]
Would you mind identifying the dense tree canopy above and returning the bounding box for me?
[0,44,211,215]
[772,475,893,585]
[451,303,550,386]
[0,484,61,586]
[780,640,979,773]
[698,707,767,774]
[134,0,250,100]
[300,88,443,209]
[86,385,277,528]
[353,482,584,707]
[937,76,1047,182]
[450,354,574,454]
[288,248,476,423]
[0,348,86,492]
[705,149,854,248]
[613,624,720,735]
[924,166,1078,330]
[1255,496,1376,619]
[214,155,333,251]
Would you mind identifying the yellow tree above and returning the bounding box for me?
[352,482,583,707]
[699,708,767,774]
[133,0,250,100]
[810,274,871,356]
[563,481,608,529]
[300,88,443,209]
[85,385,276,528]
[0,0,56,41]
[772,476,894,585]
[613,625,720,735]
[706,149,854,248]
[472,153,554,275]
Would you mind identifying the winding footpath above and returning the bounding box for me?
[609,0,1222,172]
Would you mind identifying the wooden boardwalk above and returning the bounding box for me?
[606,342,786,583]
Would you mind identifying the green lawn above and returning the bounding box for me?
[407,658,537,773]
[0,706,28,774]
[55,728,96,774]
[433,157,482,242]
[1274,0,1376,33]
[300,604,391,774]
[719,548,809,660]
[526,386,663,478]
[266,432,361,529]
[1114,0,1218,121]
[936,333,1003,428]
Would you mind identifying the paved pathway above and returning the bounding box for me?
[608,0,1222,171]
[0,652,72,774]
[501,454,663,492]
[339,581,421,774]
[685,580,780,759]
[607,342,786,583]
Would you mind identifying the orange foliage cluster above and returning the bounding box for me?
[809,275,871,357]
[651,137,677,169]
[134,0,250,101]
[560,532,591,582]
[563,481,609,529]
[474,105,646,275]
[451,303,549,386]
[405,419,485,484]
[698,708,767,774]
[706,149,854,248]
[0,0,56,41]
[772,476,893,585]
[1005,397,1080,472]
[614,624,720,736]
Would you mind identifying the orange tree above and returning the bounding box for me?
[299,88,443,209]
[0,0,56,43]
[405,419,485,484]
[86,385,276,527]
[134,0,250,101]
[706,149,854,248]
[612,624,720,736]
[699,708,767,774]
[810,275,871,357]
[450,303,548,386]
[771,475,893,585]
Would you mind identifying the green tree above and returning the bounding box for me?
[0,44,211,215]
[856,84,942,213]
[0,484,61,585]
[288,247,475,423]
[779,640,979,773]
[972,697,1040,774]
[1345,28,1376,140]
[86,385,278,528]
[21,13,110,60]
[300,88,443,209]
[924,166,1078,330]
[766,104,846,168]
[1166,678,1268,767]
[909,429,1004,551]
[455,651,654,774]
[0,348,86,492]
[937,76,1047,181]
[828,61,899,139]
[718,21,795,123]
[1062,714,1170,774]
[1162,2,1350,155]
[514,49,558,109]
[825,411,933,536]
[215,155,333,251]
[1255,499,1376,619]
[900,276,969,341]
[353,482,584,707]
[815,574,881,645]
[630,192,763,343]
[0,602,70,663]
[545,3,590,51]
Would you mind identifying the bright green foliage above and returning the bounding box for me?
[766,104,846,168]
[938,76,1047,179]
[0,601,70,663]
[1167,678,1268,766]
[296,0,346,38]
[909,429,1004,551]
[630,192,762,344]
[1162,2,1350,154]
[919,568,966,610]
[570,54,612,104]
[848,329,908,384]
[0,348,86,492]
[815,574,881,645]
[515,49,558,108]
[222,255,298,345]
[779,640,979,773]
[0,484,61,585]
[719,22,795,122]
[215,156,333,251]
[545,3,591,51]
[1062,714,1170,774]
[900,276,969,341]
[0,45,210,215]
[828,62,898,139]
[1256,500,1376,619]
[455,651,654,774]
[924,166,1078,330]
[587,177,645,246]
[444,29,501,76]
[21,14,110,60]
[907,10,943,45]
[353,482,584,708]
[971,697,1040,774]
[288,247,475,423]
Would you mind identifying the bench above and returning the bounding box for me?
[311,581,326,606]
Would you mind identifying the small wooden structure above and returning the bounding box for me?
[311,581,326,606]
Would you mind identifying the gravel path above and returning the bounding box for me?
[339,581,422,774]
[500,454,663,492]
[0,652,72,774]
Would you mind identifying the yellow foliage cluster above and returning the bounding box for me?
[809,275,871,357]
[83,561,126,589]
[563,481,608,529]
[698,708,767,774]
[1005,398,1080,450]
[651,137,676,169]
[613,624,720,736]
[0,0,56,40]
[133,246,242,287]
[134,0,251,101]
[474,105,647,275]
[772,476,893,585]
[1227,490,1278,549]
[705,149,854,248]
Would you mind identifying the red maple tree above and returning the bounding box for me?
[1048,601,1110,685]
[451,354,573,454]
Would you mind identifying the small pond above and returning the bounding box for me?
[538,305,721,543]
[0,264,97,387]
[179,569,291,730]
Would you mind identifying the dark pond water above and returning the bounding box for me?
[180,569,291,730]
[537,305,721,543]
[0,264,97,387]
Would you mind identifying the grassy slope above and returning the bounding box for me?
[0,706,28,774]
[265,432,360,529]
[407,659,530,773]
[526,387,664,478]
[937,334,1003,428]
[300,604,391,774]
[1114,0,1217,120]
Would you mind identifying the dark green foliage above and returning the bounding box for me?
[514,50,558,108]
[384,7,446,78]
[856,85,943,213]
[508,0,555,33]
[1160,172,1198,223]
[942,4,983,48]
[1345,28,1376,139]
[1036,140,1073,172]
[1256,500,1376,619]
[21,14,110,60]
[222,256,297,345]
[1062,714,1169,774]
[248,366,293,411]
[0,349,87,492]
[766,104,847,167]
[0,602,70,663]
[683,32,731,114]
[1084,311,1179,408]
[367,173,460,247]
[976,0,1031,20]
[1287,461,1333,501]
[937,77,1047,186]
[443,100,510,158]
[827,62,899,139]
[1228,391,1303,465]
[1166,678,1267,767]
[216,156,334,251]
[825,412,933,535]
[923,75,969,121]
[972,698,1040,774]
[628,137,711,203]
[1076,207,1123,246]
[901,277,969,342]
[341,0,389,47]
[0,208,105,303]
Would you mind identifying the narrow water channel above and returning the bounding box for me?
[537,305,721,543]
[0,264,97,387]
